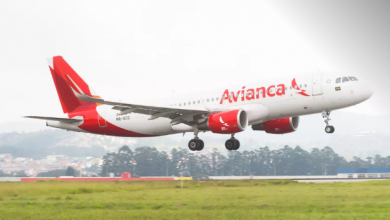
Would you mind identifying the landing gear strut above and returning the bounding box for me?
[188,128,204,151]
[225,134,240,151]
[322,111,335,134]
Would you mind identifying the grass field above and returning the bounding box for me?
[1,180,390,220]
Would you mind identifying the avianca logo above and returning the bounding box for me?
[220,78,309,104]
[291,78,310,96]
[220,117,229,127]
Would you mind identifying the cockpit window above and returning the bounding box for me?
[342,77,349,83]
[348,76,358,81]
[336,78,341,83]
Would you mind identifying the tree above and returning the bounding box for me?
[291,146,311,175]
[37,169,66,177]
[101,152,120,177]
[319,146,347,175]
[134,146,165,176]
[65,166,76,176]
[210,148,227,176]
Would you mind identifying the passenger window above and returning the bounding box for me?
[216,97,219,101]
[342,77,349,83]
[348,76,358,81]
[304,84,307,87]
[207,99,209,102]
[336,78,341,83]
[198,100,200,104]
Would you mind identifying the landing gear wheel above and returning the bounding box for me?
[188,139,199,151]
[225,139,236,151]
[322,111,335,134]
[188,139,204,151]
[325,126,335,134]
[233,139,240,150]
[197,139,204,151]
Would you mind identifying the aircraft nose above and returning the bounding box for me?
[361,83,374,100]
[367,85,374,98]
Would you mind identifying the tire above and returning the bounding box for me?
[197,139,204,151]
[325,126,333,134]
[233,139,240,150]
[225,139,236,150]
[188,139,199,151]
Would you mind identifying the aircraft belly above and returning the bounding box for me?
[105,112,174,136]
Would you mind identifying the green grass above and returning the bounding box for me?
[0,180,390,219]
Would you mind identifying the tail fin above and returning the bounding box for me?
[48,56,99,113]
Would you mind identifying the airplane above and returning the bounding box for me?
[26,56,373,151]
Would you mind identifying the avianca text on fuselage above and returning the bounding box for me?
[220,84,286,104]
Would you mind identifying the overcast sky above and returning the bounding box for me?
[0,0,389,125]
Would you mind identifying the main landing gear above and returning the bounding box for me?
[225,134,240,151]
[322,111,335,134]
[187,131,240,151]
[188,138,204,151]
[188,129,204,151]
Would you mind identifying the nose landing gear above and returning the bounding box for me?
[322,111,335,134]
[225,134,240,151]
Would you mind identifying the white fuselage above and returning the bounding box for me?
[94,73,373,136]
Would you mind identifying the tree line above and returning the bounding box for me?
[101,145,390,178]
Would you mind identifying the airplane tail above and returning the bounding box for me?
[48,56,100,113]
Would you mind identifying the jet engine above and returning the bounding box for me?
[252,116,299,134]
[198,109,248,134]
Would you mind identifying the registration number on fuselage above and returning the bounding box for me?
[116,116,130,121]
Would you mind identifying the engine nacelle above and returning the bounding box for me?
[198,109,248,134]
[252,116,299,134]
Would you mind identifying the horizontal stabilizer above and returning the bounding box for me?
[24,116,82,123]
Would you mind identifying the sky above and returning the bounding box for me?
[0,0,389,125]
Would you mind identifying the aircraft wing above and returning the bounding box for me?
[74,92,211,125]
[24,116,82,123]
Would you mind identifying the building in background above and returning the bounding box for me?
[337,168,390,178]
